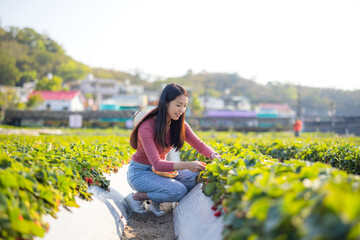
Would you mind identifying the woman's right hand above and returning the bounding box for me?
[187,161,206,173]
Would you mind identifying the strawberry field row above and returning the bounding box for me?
[249,140,360,175]
[181,143,360,239]
[0,135,132,240]
[197,132,360,175]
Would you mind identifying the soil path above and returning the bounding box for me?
[121,203,175,240]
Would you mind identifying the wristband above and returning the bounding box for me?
[211,152,219,160]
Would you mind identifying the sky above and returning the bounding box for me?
[0,0,359,90]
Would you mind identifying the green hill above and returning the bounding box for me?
[157,72,360,117]
[0,26,144,87]
[1,26,359,117]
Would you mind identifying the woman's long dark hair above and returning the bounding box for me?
[156,83,188,151]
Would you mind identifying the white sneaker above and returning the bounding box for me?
[124,193,146,213]
[148,202,165,217]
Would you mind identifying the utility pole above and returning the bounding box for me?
[204,76,209,114]
[331,101,335,130]
[294,83,302,137]
[296,83,301,119]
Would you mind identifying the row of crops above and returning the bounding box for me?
[0,134,133,240]
[2,129,360,240]
[181,133,360,239]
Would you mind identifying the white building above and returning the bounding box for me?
[119,84,144,94]
[66,74,123,106]
[29,90,85,111]
[100,94,148,110]
[230,96,251,111]
[67,75,148,109]
[199,95,251,111]
[0,83,35,105]
[199,96,225,110]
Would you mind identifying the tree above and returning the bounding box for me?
[35,75,63,91]
[17,70,37,86]
[0,88,19,121]
[58,60,90,82]
[0,50,20,85]
[190,94,204,117]
[26,93,44,110]
[184,69,193,78]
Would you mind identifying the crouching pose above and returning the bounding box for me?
[125,83,221,216]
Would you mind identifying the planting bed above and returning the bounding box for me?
[2,130,360,240]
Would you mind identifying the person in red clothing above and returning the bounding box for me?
[124,83,221,216]
[293,118,303,137]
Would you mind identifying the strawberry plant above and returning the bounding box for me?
[0,134,133,240]
[181,139,360,239]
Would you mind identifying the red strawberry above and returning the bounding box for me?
[214,210,221,217]
[89,178,93,184]
[211,206,217,211]
[85,177,89,183]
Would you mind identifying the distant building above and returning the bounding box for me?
[199,110,257,130]
[229,96,251,111]
[256,103,295,118]
[100,94,148,111]
[0,83,35,105]
[144,90,161,106]
[255,103,295,128]
[66,75,150,110]
[199,95,251,111]
[199,96,225,110]
[119,84,144,94]
[66,74,122,107]
[29,90,85,111]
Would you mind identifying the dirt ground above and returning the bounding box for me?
[0,128,62,136]
[121,202,175,240]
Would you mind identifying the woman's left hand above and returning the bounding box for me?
[211,152,221,160]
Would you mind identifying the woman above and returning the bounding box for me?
[125,83,221,216]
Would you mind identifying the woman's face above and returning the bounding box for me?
[167,94,188,122]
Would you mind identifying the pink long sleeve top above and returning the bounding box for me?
[131,118,216,172]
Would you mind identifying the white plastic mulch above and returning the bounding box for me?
[173,183,224,240]
[36,150,223,240]
[36,165,133,240]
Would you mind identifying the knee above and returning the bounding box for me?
[168,184,188,202]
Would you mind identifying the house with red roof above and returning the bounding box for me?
[29,90,85,111]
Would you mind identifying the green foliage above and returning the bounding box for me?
[35,75,63,91]
[163,72,360,115]
[190,94,204,117]
[181,140,360,240]
[18,70,37,86]
[0,134,133,240]
[26,93,44,110]
[58,60,90,82]
[1,25,359,115]
[0,50,20,85]
[92,68,146,84]
[0,88,20,121]
[12,27,64,54]
[0,26,147,88]
[248,139,360,175]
